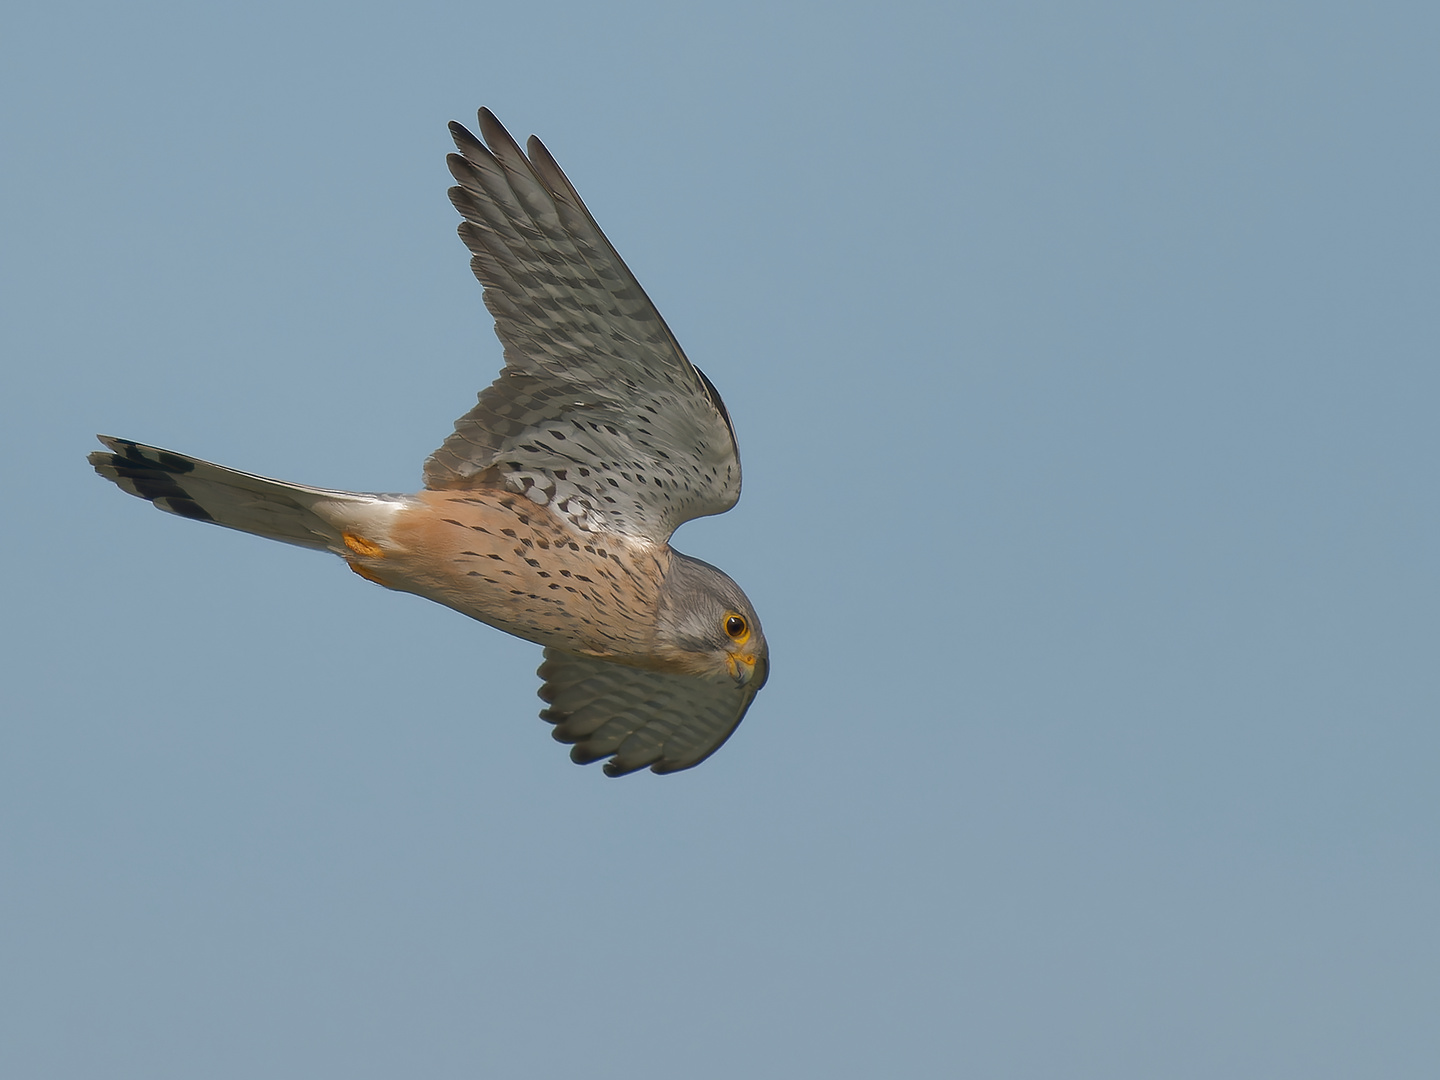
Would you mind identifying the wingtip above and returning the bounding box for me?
[602,755,651,779]
[448,121,485,159]
[477,108,536,167]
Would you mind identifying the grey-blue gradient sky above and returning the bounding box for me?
[4,2,1437,1076]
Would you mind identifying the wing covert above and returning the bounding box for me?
[425,110,741,543]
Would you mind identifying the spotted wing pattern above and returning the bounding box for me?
[425,110,740,544]
[537,648,763,776]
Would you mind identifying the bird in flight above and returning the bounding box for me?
[90,108,768,776]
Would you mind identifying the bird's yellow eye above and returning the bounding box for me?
[723,613,750,644]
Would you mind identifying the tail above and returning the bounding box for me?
[89,435,399,553]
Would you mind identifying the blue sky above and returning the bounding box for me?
[3,2,1438,1076]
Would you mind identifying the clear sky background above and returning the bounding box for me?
[3,2,1437,1077]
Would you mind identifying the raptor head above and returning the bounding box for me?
[654,551,769,691]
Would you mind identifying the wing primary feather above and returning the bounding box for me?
[424,110,745,538]
[536,648,757,776]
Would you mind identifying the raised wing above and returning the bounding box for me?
[537,648,766,776]
[425,109,741,543]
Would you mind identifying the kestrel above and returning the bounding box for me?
[89,108,768,776]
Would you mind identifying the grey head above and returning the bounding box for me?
[655,551,769,691]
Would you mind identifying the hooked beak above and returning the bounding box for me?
[726,651,759,686]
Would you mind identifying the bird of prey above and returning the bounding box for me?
[89,108,768,776]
